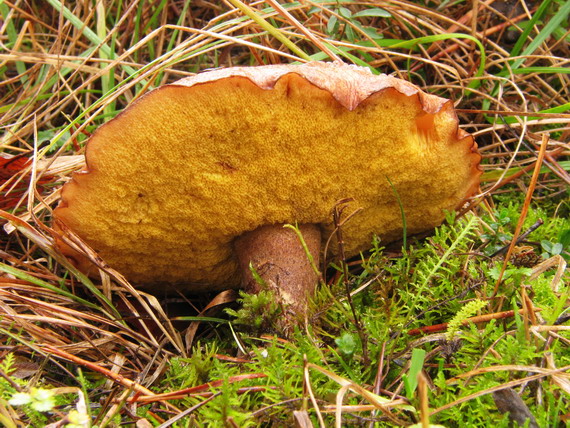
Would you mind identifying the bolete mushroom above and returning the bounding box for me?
[54,61,481,320]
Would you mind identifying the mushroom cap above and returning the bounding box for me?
[55,62,481,290]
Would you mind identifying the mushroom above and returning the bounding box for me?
[54,62,481,321]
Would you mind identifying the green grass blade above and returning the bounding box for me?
[538,102,570,114]
[496,67,570,77]
[0,262,101,311]
[510,0,570,69]
[166,1,192,55]
[96,1,114,121]
[0,2,28,83]
[225,0,311,61]
[387,176,408,251]
[45,0,141,79]
[143,0,168,34]
[389,34,486,90]
[481,161,570,182]
[404,348,426,398]
[509,0,552,59]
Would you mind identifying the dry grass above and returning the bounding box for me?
[1,0,569,426]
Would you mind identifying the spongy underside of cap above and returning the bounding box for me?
[56,73,479,289]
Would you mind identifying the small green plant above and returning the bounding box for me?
[311,2,390,42]
[541,239,563,257]
[7,387,89,428]
[541,228,570,260]
[488,264,533,284]
[225,289,282,333]
[445,299,488,341]
[481,209,513,256]
[403,348,426,400]
[335,331,358,356]
[9,388,56,413]
[0,353,20,395]
[163,344,219,390]
[1,353,90,428]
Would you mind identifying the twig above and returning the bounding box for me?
[333,199,370,366]
[492,134,549,297]
[407,307,543,336]
[431,365,570,416]
[44,345,155,396]
[489,218,544,257]
[265,0,341,61]
[156,393,220,428]
[131,373,268,403]
[418,372,430,428]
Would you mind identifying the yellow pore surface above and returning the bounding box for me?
[56,74,479,290]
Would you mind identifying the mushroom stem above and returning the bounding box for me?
[233,223,321,318]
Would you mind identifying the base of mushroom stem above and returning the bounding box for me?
[233,223,322,320]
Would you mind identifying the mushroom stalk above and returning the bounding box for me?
[233,223,321,317]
